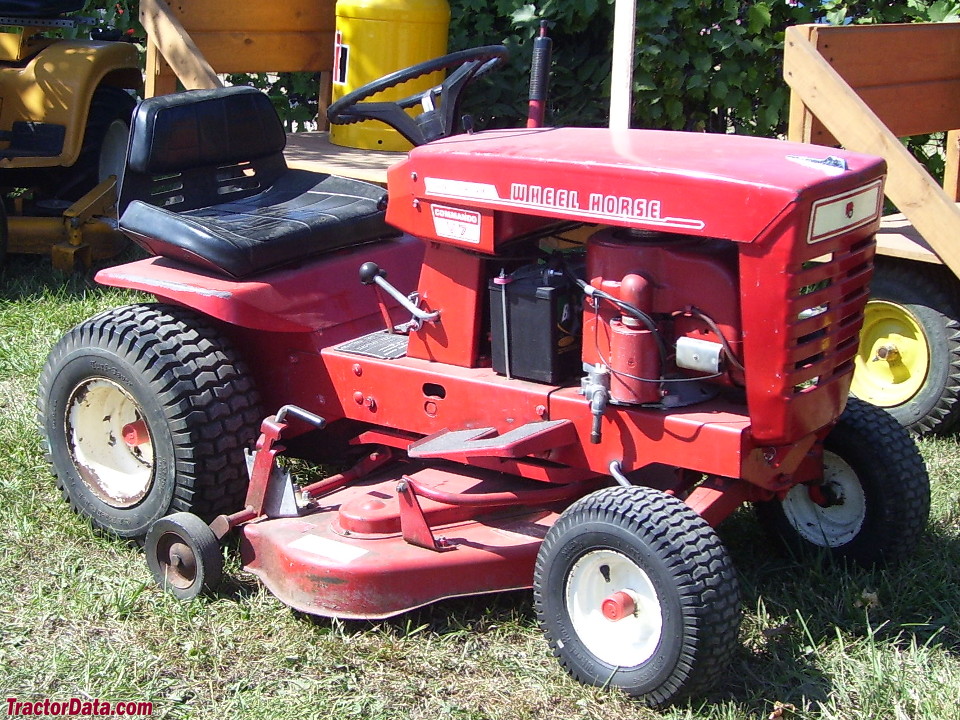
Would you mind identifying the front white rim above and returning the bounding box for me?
[65,378,155,507]
[781,450,866,547]
[98,119,130,183]
[565,549,662,668]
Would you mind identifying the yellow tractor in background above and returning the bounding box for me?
[0,0,141,271]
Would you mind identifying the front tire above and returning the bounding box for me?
[38,304,262,539]
[534,486,740,706]
[756,397,929,567]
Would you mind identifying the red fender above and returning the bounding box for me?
[95,236,425,333]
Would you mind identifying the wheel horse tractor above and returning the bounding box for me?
[39,43,930,705]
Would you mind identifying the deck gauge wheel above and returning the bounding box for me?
[145,512,223,600]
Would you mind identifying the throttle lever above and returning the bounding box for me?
[359,262,440,323]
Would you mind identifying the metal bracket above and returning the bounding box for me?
[246,449,299,518]
[396,478,456,552]
[0,15,93,28]
[210,406,327,538]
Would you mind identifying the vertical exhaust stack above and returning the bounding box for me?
[526,21,552,128]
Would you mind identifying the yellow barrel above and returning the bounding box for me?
[330,0,450,151]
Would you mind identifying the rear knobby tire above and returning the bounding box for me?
[534,486,740,706]
[756,397,929,567]
[38,303,262,539]
[59,85,137,200]
[851,259,960,434]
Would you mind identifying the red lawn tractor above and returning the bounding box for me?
[39,46,930,705]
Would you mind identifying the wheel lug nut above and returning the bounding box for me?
[875,344,900,362]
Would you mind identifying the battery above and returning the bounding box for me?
[489,263,582,384]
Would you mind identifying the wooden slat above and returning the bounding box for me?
[858,80,960,137]
[810,23,960,88]
[783,25,960,277]
[317,71,332,131]
[786,25,818,144]
[189,32,333,72]
[144,40,178,97]
[946,130,960,202]
[876,213,940,263]
[793,80,960,146]
[787,26,837,146]
[792,23,960,146]
[166,0,333,32]
[140,0,221,91]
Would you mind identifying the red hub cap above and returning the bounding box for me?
[122,419,150,447]
[600,590,636,621]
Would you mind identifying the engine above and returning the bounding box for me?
[581,228,743,407]
[488,227,744,411]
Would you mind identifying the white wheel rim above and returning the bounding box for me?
[98,119,130,183]
[65,378,154,507]
[781,450,866,547]
[565,549,662,668]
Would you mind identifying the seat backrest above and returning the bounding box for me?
[118,86,288,216]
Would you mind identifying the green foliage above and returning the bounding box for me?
[77,0,143,37]
[450,0,816,134]
[822,0,960,25]
[57,0,960,153]
[448,0,616,128]
[449,0,960,138]
[225,72,321,132]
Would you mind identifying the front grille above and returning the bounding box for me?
[786,236,873,395]
[739,195,877,445]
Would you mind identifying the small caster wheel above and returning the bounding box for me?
[145,512,223,600]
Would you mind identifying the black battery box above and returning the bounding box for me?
[488,262,583,384]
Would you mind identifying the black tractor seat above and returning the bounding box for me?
[118,86,398,279]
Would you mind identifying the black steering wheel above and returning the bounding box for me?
[327,45,509,147]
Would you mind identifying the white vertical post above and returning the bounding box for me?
[609,0,637,130]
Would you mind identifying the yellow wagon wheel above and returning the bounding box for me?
[852,299,929,408]
[850,260,960,434]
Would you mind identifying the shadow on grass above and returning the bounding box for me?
[291,587,536,638]
[268,504,959,713]
[714,507,960,711]
[0,245,145,301]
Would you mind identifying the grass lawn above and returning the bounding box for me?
[2,253,959,720]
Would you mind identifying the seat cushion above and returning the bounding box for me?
[120,169,397,279]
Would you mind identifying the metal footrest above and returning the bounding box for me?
[407,419,577,460]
